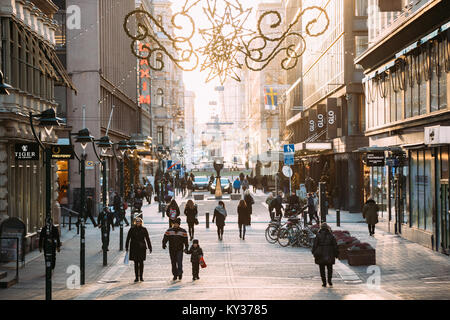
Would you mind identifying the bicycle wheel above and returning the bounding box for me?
[278,225,299,247]
[265,224,279,244]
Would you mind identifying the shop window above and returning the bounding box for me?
[424,150,433,231]
[57,160,69,205]
[410,150,418,227]
[156,88,164,107]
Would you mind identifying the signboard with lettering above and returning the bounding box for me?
[365,152,385,167]
[138,42,151,110]
[15,143,40,161]
[317,104,327,139]
[308,108,317,138]
[51,145,74,160]
[327,98,340,139]
[284,154,294,165]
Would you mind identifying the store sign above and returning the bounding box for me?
[365,152,385,166]
[317,104,327,139]
[308,108,317,137]
[327,98,340,139]
[138,42,151,108]
[14,143,40,161]
[51,145,74,160]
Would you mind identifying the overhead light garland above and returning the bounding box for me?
[123,0,330,84]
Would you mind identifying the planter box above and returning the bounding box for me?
[347,249,376,266]
[338,244,353,260]
[193,194,204,201]
[231,194,242,200]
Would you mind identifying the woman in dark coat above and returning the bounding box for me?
[362,198,379,236]
[212,201,227,241]
[243,190,254,225]
[237,200,251,240]
[126,218,152,282]
[184,199,198,241]
[311,223,338,287]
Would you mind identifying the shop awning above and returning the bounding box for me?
[295,142,333,151]
[354,146,403,153]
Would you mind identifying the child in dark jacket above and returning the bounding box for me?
[186,239,203,281]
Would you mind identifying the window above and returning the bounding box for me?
[156,88,164,107]
[354,0,368,16]
[157,126,164,145]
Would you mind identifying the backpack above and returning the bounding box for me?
[169,208,177,219]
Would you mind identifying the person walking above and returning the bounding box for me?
[311,223,338,287]
[265,193,274,220]
[212,201,227,241]
[241,177,249,193]
[270,194,284,221]
[243,190,254,226]
[166,199,181,228]
[85,196,98,227]
[186,239,204,281]
[125,218,152,282]
[97,206,115,252]
[39,222,61,273]
[113,192,129,227]
[181,176,187,197]
[145,182,153,205]
[307,193,319,225]
[233,177,241,194]
[262,175,268,193]
[162,218,189,281]
[184,199,198,241]
[362,198,379,236]
[237,200,251,240]
[187,177,194,198]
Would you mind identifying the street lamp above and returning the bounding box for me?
[213,157,224,199]
[93,136,112,266]
[114,140,131,251]
[28,108,63,301]
[71,128,94,286]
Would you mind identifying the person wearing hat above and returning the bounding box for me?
[186,239,204,281]
[162,217,189,281]
[125,218,152,282]
[311,222,338,287]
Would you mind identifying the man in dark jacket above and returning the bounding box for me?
[311,223,338,287]
[97,207,115,251]
[113,192,129,227]
[269,194,284,220]
[86,196,98,227]
[39,221,61,272]
[162,218,189,281]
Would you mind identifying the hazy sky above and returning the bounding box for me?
[168,0,272,123]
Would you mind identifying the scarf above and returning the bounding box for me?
[215,206,227,217]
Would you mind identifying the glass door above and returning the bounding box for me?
[439,181,449,254]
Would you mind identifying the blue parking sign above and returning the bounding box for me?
[284,144,295,154]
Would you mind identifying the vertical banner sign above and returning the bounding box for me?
[308,108,317,139]
[327,98,339,139]
[317,104,327,140]
[138,42,151,110]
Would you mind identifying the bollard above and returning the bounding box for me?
[206,212,210,229]
[336,209,340,227]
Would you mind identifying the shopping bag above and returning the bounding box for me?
[199,256,207,268]
[124,252,129,265]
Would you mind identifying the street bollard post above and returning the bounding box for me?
[336,209,340,227]
[206,212,210,228]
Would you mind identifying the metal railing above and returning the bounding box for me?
[60,207,80,233]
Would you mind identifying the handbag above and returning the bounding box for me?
[199,256,207,268]
[124,252,129,265]
[194,218,199,225]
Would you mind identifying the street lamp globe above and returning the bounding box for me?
[75,128,94,150]
[36,108,64,135]
[97,136,113,155]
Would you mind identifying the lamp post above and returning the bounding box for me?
[29,108,63,301]
[127,140,137,223]
[114,140,130,251]
[71,128,94,286]
[93,136,112,266]
[213,157,224,199]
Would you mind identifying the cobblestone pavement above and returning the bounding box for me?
[1,190,449,300]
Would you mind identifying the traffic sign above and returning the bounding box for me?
[282,166,293,178]
[284,154,294,165]
[283,144,295,154]
[167,160,173,170]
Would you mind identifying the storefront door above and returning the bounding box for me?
[389,166,406,235]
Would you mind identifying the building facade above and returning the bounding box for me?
[286,0,369,212]
[0,0,75,247]
[55,0,139,208]
[355,0,450,252]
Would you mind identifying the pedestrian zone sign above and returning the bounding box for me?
[284,144,295,154]
[284,154,294,165]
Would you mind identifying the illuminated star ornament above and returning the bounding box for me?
[198,0,254,84]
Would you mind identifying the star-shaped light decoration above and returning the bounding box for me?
[198,0,255,84]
